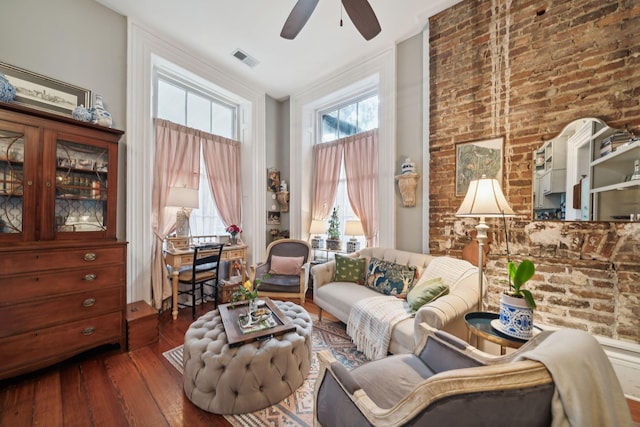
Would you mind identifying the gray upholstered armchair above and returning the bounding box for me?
[314,323,632,426]
[250,239,312,304]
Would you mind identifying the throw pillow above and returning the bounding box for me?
[332,254,367,285]
[364,257,417,297]
[406,276,449,312]
[269,255,304,275]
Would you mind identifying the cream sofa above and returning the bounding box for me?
[311,247,480,354]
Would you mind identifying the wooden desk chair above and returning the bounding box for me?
[177,243,224,319]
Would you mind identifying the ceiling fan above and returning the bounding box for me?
[281,0,382,41]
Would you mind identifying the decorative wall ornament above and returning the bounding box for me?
[276,191,289,212]
[395,173,419,207]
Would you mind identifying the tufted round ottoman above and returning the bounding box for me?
[183,300,313,414]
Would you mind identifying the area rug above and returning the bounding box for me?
[162,320,367,427]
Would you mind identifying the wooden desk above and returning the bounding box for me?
[164,243,247,320]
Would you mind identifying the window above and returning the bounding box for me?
[155,75,238,235]
[317,92,378,236]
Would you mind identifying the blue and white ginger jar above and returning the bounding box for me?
[72,104,92,122]
[0,73,16,103]
[90,94,113,128]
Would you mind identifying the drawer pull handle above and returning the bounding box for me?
[82,327,96,336]
[83,274,97,281]
[82,298,96,307]
[83,253,97,261]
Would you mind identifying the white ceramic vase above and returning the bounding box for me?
[90,94,113,128]
[498,293,534,339]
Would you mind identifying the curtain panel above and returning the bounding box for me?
[343,129,379,247]
[151,119,201,309]
[311,140,344,221]
[202,134,242,228]
[311,129,379,247]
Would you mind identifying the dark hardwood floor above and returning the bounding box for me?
[0,299,638,426]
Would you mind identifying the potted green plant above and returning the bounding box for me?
[325,206,342,250]
[498,258,536,339]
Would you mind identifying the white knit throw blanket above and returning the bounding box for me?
[347,295,412,360]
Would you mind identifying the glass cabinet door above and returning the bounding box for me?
[54,139,109,235]
[0,128,25,236]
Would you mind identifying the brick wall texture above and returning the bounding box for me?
[428,0,640,343]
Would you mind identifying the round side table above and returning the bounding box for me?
[464,312,533,355]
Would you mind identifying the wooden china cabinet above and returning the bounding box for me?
[0,102,126,380]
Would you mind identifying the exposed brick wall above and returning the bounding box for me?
[428,0,640,343]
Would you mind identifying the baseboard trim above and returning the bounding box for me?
[596,336,640,400]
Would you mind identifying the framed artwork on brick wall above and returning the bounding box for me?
[455,137,503,196]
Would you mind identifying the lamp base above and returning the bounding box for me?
[176,209,190,237]
[346,239,360,253]
[311,236,324,249]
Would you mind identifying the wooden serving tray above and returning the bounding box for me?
[218,297,296,348]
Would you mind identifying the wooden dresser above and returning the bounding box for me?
[0,103,126,380]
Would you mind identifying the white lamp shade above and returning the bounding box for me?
[345,220,365,237]
[309,219,326,235]
[456,177,515,218]
[167,187,200,209]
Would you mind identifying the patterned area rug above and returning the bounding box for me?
[162,320,367,427]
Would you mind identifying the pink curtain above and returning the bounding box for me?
[311,140,344,221]
[201,133,242,228]
[151,119,201,309]
[343,129,379,247]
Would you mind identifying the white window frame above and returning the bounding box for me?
[126,21,266,304]
[289,48,396,247]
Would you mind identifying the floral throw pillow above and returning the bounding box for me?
[365,257,417,297]
[332,254,367,285]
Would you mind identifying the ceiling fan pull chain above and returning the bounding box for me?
[340,1,344,27]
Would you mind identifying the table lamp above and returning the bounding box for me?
[455,175,515,311]
[309,219,325,249]
[344,220,364,253]
[167,186,199,237]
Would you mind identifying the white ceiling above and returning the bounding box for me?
[97,0,461,100]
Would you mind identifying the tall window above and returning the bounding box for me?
[155,75,238,235]
[317,92,378,234]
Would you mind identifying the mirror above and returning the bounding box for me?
[533,118,640,221]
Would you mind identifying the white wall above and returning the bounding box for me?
[1,0,128,238]
[396,33,425,253]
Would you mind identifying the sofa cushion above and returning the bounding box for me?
[333,254,366,285]
[365,257,416,297]
[269,255,304,275]
[406,277,449,312]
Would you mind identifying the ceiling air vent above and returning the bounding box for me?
[232,49,259,68]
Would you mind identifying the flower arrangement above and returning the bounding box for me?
[226,224,242,236]
[232,279,260,304]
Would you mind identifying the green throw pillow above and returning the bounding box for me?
[406,277,449,312]
[333,254,367,285]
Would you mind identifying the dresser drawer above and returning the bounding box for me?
[0,287,122,338]
[0,246,125,275]
[0,264,124,306]
[0,311,122,380]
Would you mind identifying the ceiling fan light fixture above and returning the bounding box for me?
[281,0,381,41]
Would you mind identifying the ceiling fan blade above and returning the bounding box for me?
[281,0,319,40]
[342,0,381,41]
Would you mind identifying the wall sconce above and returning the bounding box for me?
[167,186,199,237]
[395,173,419,207]
[309,219,325,249]
[344,220,364,253]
